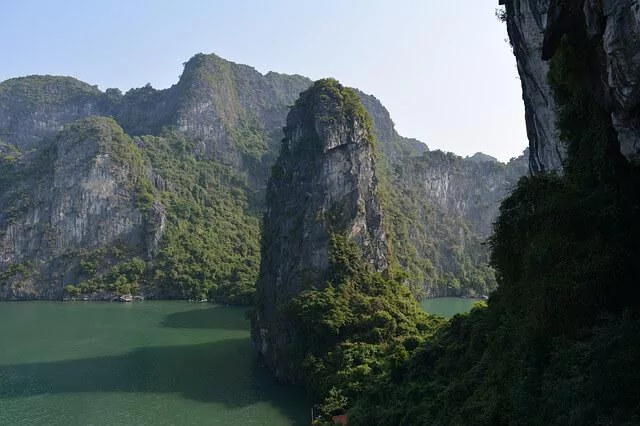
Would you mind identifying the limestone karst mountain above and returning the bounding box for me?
[252,79,389,381]
[0,53,525,300]
[346,3,640,423]
[501,0,640,173]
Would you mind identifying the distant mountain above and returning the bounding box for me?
[467,152,499,163]
[0,53,526,301]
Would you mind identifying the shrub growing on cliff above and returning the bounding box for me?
[285,235,444,419]
[293,79,376,150]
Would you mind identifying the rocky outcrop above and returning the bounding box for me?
[252,79,388,382]
[404,150,527,238]
[0,117,161,299]
[502,0,565,173]
[387,149,527,297]
[0,53,526,300]
[0,55,312,185]
[116,54,313,183]
[582,0,640,158]
[0,76,104,151]
[356,90,428,163]
[0,56,318,301]
[502,0,640,169]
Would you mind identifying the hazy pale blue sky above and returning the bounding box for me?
[0,0,526,161]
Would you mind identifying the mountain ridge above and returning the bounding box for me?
[0,52,526,300]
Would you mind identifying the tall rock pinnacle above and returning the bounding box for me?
[251,79,388,382]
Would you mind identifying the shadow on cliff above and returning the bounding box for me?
[160,306,250,330]
[0,338,308,424]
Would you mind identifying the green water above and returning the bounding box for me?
[0,302,309,426]
[0,298,477,425]
[420,297,481,317]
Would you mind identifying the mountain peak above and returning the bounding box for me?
[252,79,388,381]
[467,152,499,163]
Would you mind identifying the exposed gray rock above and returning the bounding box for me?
[0,53,527,301]
[0,117,160,299]
[405,150,526,238]
[502,0,565,173]
[502,0,640,168]
[0,76,103,151]
[601,0,640,158]
[389,149,527,297]
[252,79,388,382]
[0,55,313,186]
[164,54,313,179]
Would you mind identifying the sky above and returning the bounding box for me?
[0,0,527,162]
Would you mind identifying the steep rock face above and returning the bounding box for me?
[252,79,388,382]
[0,53,526,300]
[0,76,104,151]
[112,84,179,136]
[584,0,640,158]
[502,0,565,173]
[111,55,312,185]
[405,151,526,237]
[502,0,640,169]
[388,150,527,297]
[0,55,312,185]
[356,91,527,297]
[145,54,312,180]
[356,90,428,163]
[0,117,161,299]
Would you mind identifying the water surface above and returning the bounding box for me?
[0,298,480,425]
[420,297,481,317]
[0,302,308,426]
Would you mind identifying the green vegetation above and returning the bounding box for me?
[0,75,102,108]
[284,78,498,299]
[284,235,444,421]
[0,261,34,286]
[60,245,143,297]
[0,142,25,224]
[65,117,156,213]
[63,129,262,303]
[294,79,376,150]
[379,154,498,299]
[0,140,56,228]
[178,54,272,165]
[71,257,146,296]
[261,27,639,426]
[1,68,504,301]
[142,132,260,303]
[0,141,21,165]
[1,113,260,302]
[342,28,640,425]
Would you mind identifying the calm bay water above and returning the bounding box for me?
[0,302,309,426]
[0,298,476,425]
[420,297,481,317]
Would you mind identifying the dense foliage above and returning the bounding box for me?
[143,133,261,303]
[63,129,262,303]
[1,58,521,300]
[345,28,640,425]
[284,235,444,421]
[0,75,102,108]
